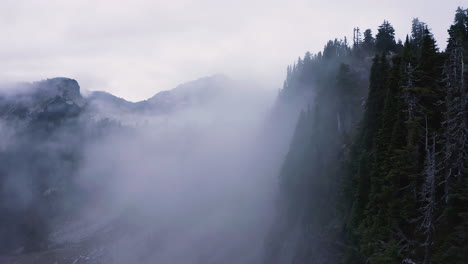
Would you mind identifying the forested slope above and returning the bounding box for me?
[266,7,467,264]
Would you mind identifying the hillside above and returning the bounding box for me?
[265,7,467,264]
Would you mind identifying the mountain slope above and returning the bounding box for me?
[265,8,468,264]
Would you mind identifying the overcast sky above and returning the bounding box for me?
[0,0,465,101]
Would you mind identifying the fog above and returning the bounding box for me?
[73,84,289,263]
[0,76,298,263]
[81,104,270,261]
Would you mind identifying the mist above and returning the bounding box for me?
[76,86,279,263]
[0,76,298,263]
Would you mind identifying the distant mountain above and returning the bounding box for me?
[0,73,251,255]
[0,77,84,122]
[84,74,256,121]
[0,73,275,262]
[86,90,143,116]
[145,74,236,111]
[0,74,247,123]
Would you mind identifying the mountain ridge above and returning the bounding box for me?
[0,74,245,120]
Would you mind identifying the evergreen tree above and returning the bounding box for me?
[411,18,427,55]
[362,29,376,53]
[376,20,397,53]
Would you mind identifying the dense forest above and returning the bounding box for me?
[266,7,467,264]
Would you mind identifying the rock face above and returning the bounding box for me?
[0,77,84,122]
[34,77,82,102]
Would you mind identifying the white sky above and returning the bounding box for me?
[0,0,465,101]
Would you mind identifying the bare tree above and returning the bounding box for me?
[442,39,467,202]
[419,116,438,264]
